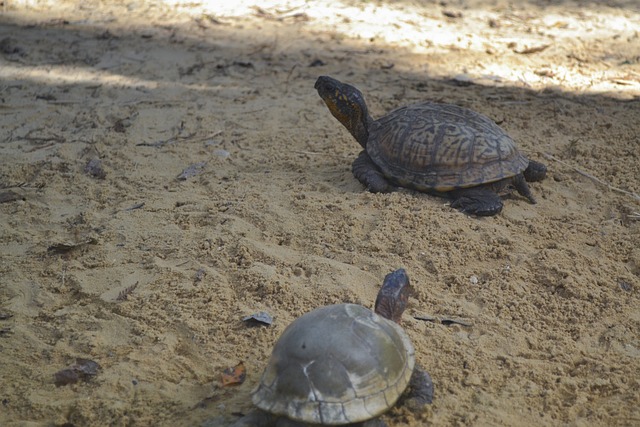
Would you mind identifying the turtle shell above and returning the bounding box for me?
[367,102,530,191]
[251,303,415,425]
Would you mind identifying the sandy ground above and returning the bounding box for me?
[1,0,639,426]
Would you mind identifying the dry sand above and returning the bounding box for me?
[1,0,639,426]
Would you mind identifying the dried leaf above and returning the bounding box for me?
[242,311,273,326]
[442,10,462,18]
[177,162,206,180]
[74,358,100,376]
[0,191,24,204]
[84,158,106,179]
[221,361,246,386]
[54,368,79,387]
[514,44,550,55]
[123,202,145,211]
[116,282,138,301]
[47,237,98,253]
[610,79,637,86]
[54,358,101,387]
[194,268,206,283]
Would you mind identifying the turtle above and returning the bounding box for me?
[314,75,547,216]
[230,269,434,427]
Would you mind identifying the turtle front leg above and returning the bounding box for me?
[523,159,547,182]
[450,187,504,216]
[403,365,434,408]
[352,151,394,193]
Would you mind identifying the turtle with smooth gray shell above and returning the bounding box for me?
[230,269,433,427]
[315,76,547,216]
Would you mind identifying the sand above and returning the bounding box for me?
[1,0,639,426]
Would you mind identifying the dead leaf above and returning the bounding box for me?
[0,191,24,203]
[514,44,551,55]
[242,311,273,326]
[177,162,206,181]
[54,358,101,387]
[84,158,106,179]
[221,361,246,386]
[115,281,139,301]
[47,237,98,253]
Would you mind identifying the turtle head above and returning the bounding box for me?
[374,268,412,324]
[315,76,373,148]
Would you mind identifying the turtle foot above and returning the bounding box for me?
[524,160,547,182]
[406,366,434,407]
[352,151,394,193]
[450,188,503,216]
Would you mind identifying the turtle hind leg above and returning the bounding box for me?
[450,187,504,216]
[352,150,394,193]
[524,159,547,182]
[513,173,537,204]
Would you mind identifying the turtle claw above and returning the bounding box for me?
[512,173,537,204]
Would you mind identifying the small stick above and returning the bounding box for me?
[291,150,322,156]
[541,152,640,202]
[116,281,139,301]
[124,202,145,211]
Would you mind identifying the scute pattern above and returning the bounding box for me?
[251,303,415,425]
[367,102,530,191]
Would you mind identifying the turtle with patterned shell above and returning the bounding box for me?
[231,269,433,427]
[315,76,547,216]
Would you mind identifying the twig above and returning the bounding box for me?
[291,150,322,155]
[542,152,640,203]
[414,314,473,327]
[0,182,45,190]
[136,131,197,147]
[120,99,189,106]
[116,281,138,301]
[199,130,223,142]
[123,202,145,211]
[21,128,65,144]
[25,142,57,152]
[284,63,298,94]
[46,100,83,105]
